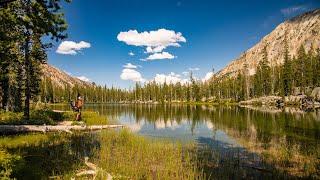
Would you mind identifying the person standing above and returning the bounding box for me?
[74,93,84,121]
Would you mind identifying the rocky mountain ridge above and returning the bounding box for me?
[216,9,320,78]
[41,64,94,88]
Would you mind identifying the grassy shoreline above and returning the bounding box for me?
[0,129,207,179]
[0,109,109,126]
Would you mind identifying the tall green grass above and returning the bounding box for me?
[95,129,206,179]
[0,109,65,125]
[0,109,109,126]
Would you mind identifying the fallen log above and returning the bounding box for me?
[0,124,124,134]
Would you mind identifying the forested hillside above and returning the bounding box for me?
[41,9,320,103]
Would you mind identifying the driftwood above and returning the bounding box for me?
[0,124,124,134]
[75,157,113,180]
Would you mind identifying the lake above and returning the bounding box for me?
[1,104,320,178]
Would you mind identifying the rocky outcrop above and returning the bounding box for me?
[239,96,283,106]
[216,9,320,78]
[311,87,320,102]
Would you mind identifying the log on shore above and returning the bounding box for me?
[0,124,124,134]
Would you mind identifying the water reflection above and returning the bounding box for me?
[51,104,320,177]
[53,104,320,141]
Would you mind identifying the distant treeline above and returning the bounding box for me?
[42,40,320,103]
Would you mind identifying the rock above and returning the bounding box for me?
[215,9,320,79]
[41,64,94,88]
[239,96,283,106]
[285,95,307,104]
[311,87,320,102]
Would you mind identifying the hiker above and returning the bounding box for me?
[70,93,84,121]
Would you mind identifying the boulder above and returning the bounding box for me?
[311,87,320,102]
[285,95,307,104]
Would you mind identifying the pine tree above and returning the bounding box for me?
[282,34,292,96]
[295,45,307,88]
[305,47,314,87]
[19,0,69,119]
[315,48,320,87]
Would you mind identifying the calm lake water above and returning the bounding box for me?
[52,104,320,178]
[1,104,320,179]
[53,104,320,145]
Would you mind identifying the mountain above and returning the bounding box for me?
[216,9,320,78]
[41,64,94,88]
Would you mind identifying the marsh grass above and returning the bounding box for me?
[0,109,109,126]
[235,134,320,178]
[0,130,207,179]
[95,129,206,179]
[81,111,109,125]
[0,132,100,179]
[0,109,65,125]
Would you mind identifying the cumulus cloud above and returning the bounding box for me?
[145,52,175,61]
[117,28,186,60]
[120,68,145,82]
[129,51,135,56]
[146,46,166,53]
[202,72,214,82]
[77,76,90,82]
[56,41,91,55]
[123,63,139,69]
[280,5,307,17]
[152,72,189,84]
[117,29,186,48]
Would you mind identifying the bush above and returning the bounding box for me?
[0,149,22,179]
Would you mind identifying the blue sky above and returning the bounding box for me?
[47,0,320,88]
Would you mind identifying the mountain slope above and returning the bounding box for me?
[216,9,320,78]
[41,64,94,88]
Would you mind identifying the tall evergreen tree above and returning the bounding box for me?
[254,45,271,96]
[282,34,292,96]
[18,0,69,119]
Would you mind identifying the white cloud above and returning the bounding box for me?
[117,29,186,60]
[280,5,307,17]
[56,41,91,55]
[202,72,214,82]
[146,46,166,53]
[120,68,145,82]
[153,72,189,84]
[189,67,200,71]
[129,51,135,56]
[182,71,189,76]
[77,76,90,82]
[123,63,139,69]
[145,52,175,61]
[117,29,186,48]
